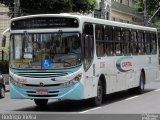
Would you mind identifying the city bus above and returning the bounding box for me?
[5,14,159,106]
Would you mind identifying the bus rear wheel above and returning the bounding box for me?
[135,72,145,94]
[90,80,103,106]
[34,99,48,106]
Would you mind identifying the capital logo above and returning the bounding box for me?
[116,57,133,72]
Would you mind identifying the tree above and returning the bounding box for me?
[0,0,13,7]
[135,0,160,15]
[135,0,160,30]
[0,0,96,16]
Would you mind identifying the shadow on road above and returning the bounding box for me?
[13,88,156,113]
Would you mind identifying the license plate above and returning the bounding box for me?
[36,90,48,95]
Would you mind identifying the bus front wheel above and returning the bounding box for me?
[34,99,48,106]
[90,80,103,106]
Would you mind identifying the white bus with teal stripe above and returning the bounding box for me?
[8,14,158,106]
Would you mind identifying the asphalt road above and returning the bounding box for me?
[1,78,160,120]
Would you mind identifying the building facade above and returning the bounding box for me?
[0,4,10,55]
[93,0,112,20]
[111,0,143,25]
[93,0,143,25]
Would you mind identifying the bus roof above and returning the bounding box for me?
[11,14,157,32]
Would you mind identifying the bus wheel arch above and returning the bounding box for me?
[90,74,106,106]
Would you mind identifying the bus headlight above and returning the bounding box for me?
[10,76,27,87]
[62,73,82,87]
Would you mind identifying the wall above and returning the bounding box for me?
[0,4,10,60]
[111,0,143,25]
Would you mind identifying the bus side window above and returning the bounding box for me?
[137,31,145,55]
[83,23,94,58]
[145,32,151,55]
[95,24,105,57]
[114,27,122,56]
[105,26,113,56]
[130,30,138,55]
[121,29,130,55]
[151,33,157,54]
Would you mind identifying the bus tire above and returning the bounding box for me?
[90,80,103,106]
[34,99,48,106]
[0,85,5,98]
[135,72,145,94]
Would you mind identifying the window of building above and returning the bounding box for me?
[94,10,101,19]
[120,19,123,22]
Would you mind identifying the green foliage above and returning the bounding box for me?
[0,0,96,15]
[146,0,160,15]
[153,19,160,32]
[0,0,14,7]
[134,0,143,12]
[134,0,160,16]
[134,0,160,30]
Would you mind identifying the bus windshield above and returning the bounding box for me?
[10,32,82,69]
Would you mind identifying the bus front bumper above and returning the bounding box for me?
[10,82,84,100]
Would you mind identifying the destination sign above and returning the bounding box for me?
[11,17,79,30]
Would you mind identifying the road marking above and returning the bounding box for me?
[79,107,101,113]
[154,89,160,92]
[125,96,139,101]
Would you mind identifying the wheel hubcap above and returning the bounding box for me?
[141,81,144,90]
[140,76,144,90]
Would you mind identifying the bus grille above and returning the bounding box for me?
[24,84,61,87]
[16,72,68,78]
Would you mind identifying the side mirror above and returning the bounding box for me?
[2,35,6,47]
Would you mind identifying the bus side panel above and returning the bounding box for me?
[83,63,97,99]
